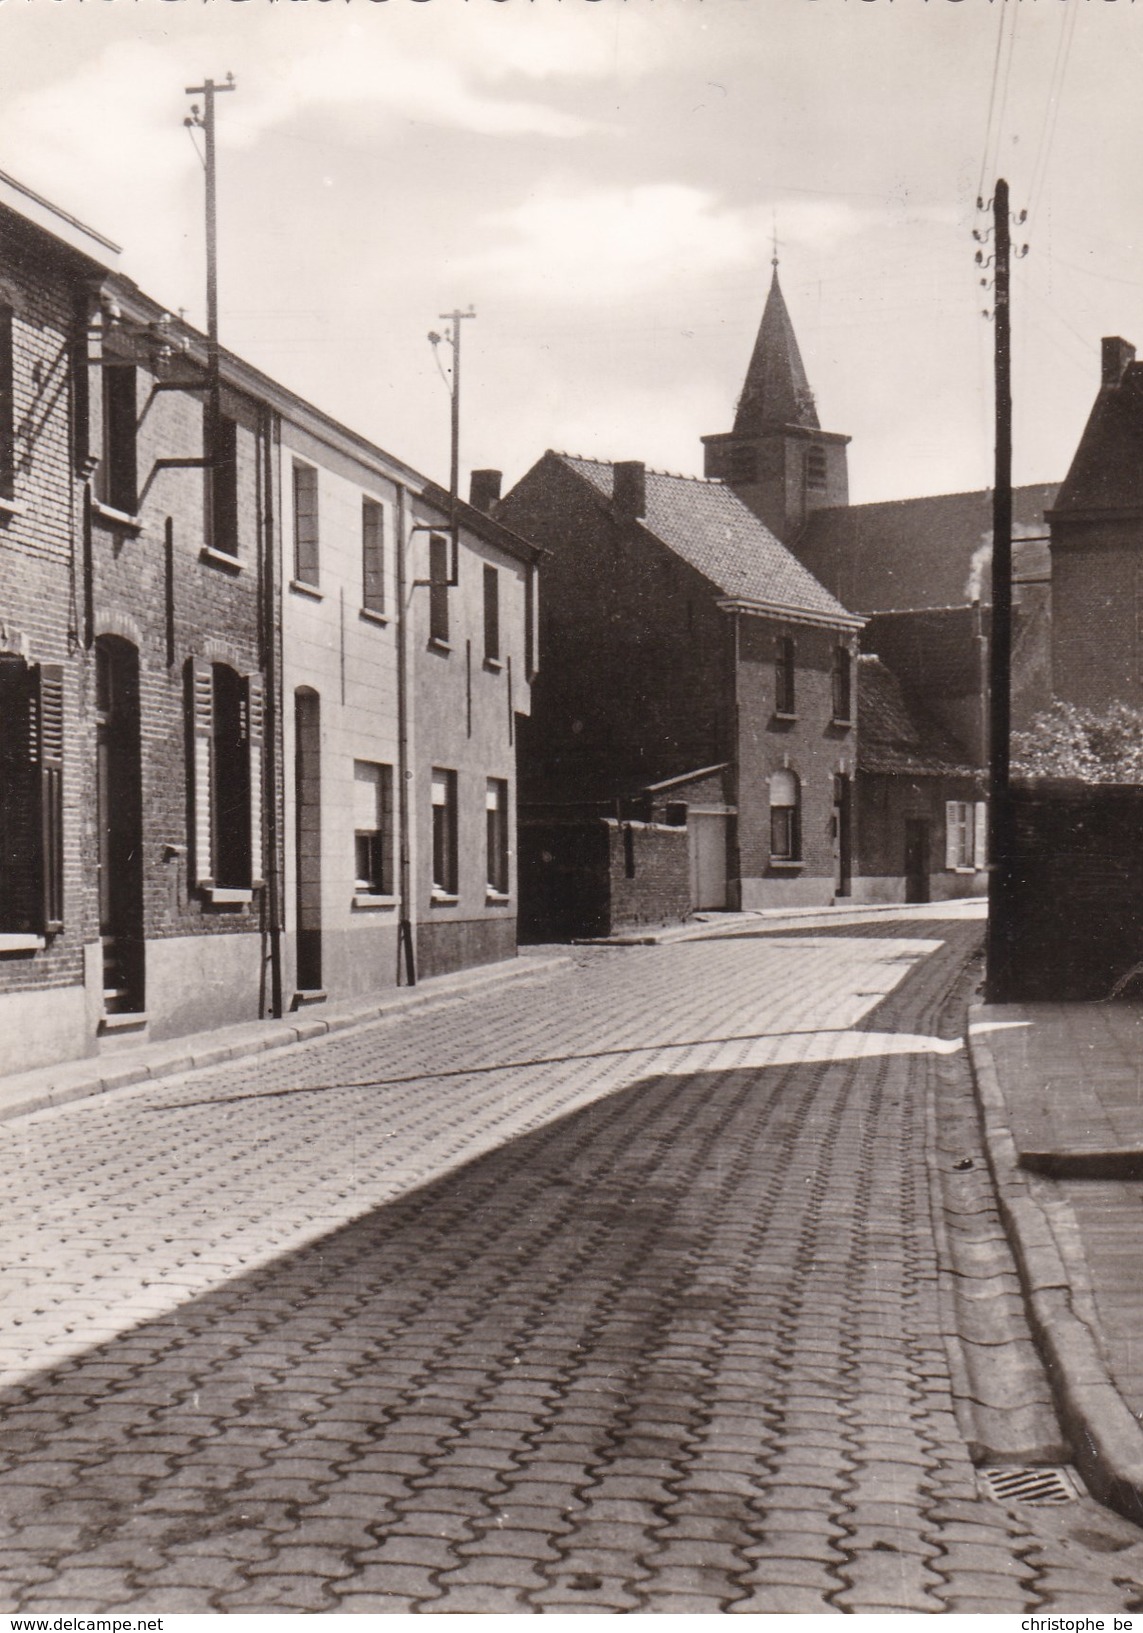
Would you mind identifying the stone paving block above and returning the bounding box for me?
[217,1573,338,1612]
[359,1533,461,1569]
[418,1583,534,1611]
[728,1584,842,1612]
[432,1554,549,1591]
[831,1548,945,1612]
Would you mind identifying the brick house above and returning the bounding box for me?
[0,174,121,1073]
[0,168,540,1072]
[702,260,1058,900]
[498,452,863,920]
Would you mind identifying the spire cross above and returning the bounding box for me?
[771,216,780,271]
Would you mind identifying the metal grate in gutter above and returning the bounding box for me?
[979,1465,1082,1506]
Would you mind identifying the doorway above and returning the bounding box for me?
[95,638,144,1013]
[904,818,930,905]
[833,773,852,899]
[294,687,323,993]
[689,810,729,911]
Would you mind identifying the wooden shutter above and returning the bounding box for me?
[974,800,988,871]
[37,665,64,931]
[245,671,265,888]
[0,661,40,933]
[0,308,13,501]
[945,801,961,870]
[187,658,214,885]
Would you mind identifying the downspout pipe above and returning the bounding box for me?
[396,484,416,986]
[261,403,283,1019]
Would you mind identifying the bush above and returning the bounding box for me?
[1012,700,1143,782]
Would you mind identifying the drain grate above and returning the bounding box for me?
[980,1465,1082,1506]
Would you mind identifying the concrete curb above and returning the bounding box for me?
[580,897,989,948]
[966,1004,1143,1522]
[0,953,574,1127]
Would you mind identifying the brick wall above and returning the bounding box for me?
[1001,781,1143,1000]
[1052,520,1143,710]
[606,819,690,932]
[517,817,689,942]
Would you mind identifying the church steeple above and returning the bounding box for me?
[734,263,820,436]
[702,257,848,542]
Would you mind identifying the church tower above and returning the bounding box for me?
[702,258,849,541]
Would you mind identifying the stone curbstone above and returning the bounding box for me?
[966,1003,1143,1523]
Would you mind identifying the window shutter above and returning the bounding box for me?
[187,658,214,885]
[945,802,960,871]
[245,671,265,888]
[974,800,988,871]
[37,665,64,932]
[0,662,40,934]
[0,308,14,501]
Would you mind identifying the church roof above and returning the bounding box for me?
[558,455,860,627]
[797,484,1057,614]
[733,266,820,435]
[857,656,978,779]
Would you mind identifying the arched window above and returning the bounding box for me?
[769,768,801,862]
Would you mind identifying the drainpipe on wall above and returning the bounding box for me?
[729,609,743,911]
[261,403,283,1019]
[395,484,416,987]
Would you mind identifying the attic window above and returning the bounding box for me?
[807,445,828,492]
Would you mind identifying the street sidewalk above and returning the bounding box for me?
[0,949,573,1127]
[968,999,1143,1523]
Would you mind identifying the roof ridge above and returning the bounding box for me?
[557,451,724,486]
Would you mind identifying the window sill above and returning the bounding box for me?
[949,865,978,875]
[831,716,854,729]
[201,545,243,573]
[767,859,804,872]
[430,890,459,906]
[0,494,27,519]
[353,892,396,910]
[0,932,46,953]
[290,578,323,601]
[485,890,511,906]
[200,884,255,906]
[428,637,452,655]
[92,501,142,533]
[359,607,390,628]
[483,656,503,673]
[773,711,798,724]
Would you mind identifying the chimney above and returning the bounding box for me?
[612,460,646,521]
[469,469,502,512]
[1102,337,1136,391]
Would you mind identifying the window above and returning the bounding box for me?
[769,768,801,863]
[354,761,393,896]
[807,444,828,492]
[208,414,239,557]
[362,498,385,615]
[429,533,450,645]
[946,800,988,872]
[486,778,509,896]
[0,307,13,502]
[96,365,137,516]
[431,768,458,898]
[187,658,264,895]
[832,644,852,723]
[0,657,63,935]
[292,461,319,586]
[483,564,500,665]
[775,635,796,716]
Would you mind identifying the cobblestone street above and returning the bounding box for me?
[4,913,1143,1613]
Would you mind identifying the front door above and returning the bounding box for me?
[689,811,729,911]
[96,639,144,1013]
[904,818,930,905]
[833,773,852,899]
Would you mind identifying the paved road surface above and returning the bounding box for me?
[3,914,1143,1613]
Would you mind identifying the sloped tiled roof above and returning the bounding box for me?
[798,484,1057,614]
[857,655,978,779]
[560,455,859,626]
[1053,362,1143,516]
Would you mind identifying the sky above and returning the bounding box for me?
[1,0,1141,506]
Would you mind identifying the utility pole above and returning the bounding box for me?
[982,178,1021,1002]
[429,308,476,577]
[185,74,236,478]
